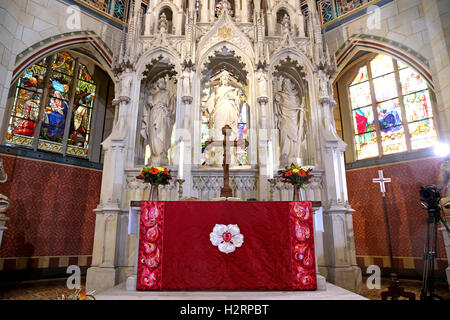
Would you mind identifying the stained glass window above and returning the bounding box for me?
[349,54,438,160]
[6,51,97,159]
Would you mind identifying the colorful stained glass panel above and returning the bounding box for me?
[52,52,75,75]
[377,99,403,131]
[403,90,433,122]
[408,119,438,150]
[400,68,428,95]
[49,71,72,101]
[78,64,94,83]
[397,60,408,70]
[370,55,394,78]
[349,82,372,109]
[352,107,375,134]
[380,125,407,155]
[18,64,46,91]
[351,65,369,85]
[76,80,96,108]
[373,73,397,102]
[354,131,379,160]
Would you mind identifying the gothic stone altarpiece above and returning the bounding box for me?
[86,0,362,294]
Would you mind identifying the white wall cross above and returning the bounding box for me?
[372,170,391,196]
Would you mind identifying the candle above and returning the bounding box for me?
[178,140,184,180]
[267,140,273,179]
[296,157,302,166]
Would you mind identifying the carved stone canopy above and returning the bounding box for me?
[273,56,307,96]
[201,46,248,86]
[142,56,177,85]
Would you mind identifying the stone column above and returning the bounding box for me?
[241,0,249,23]
[267,11,275,36]
[144,9,153,35]
[297,11,305,37]
[200,0,209,22]
[175,11,183,35]
[86,93,130,293]
[321,140,362,294]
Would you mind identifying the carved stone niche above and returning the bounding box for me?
[136,56,178,166]
[199,46,250,167]
[272,57,312,167]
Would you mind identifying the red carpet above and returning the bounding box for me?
[137,201,317,291]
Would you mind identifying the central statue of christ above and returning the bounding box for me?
[203,70,243,141]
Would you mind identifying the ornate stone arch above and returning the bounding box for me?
[270,1,297,24]
[12,30,114,83]
[335,34,433,89]
[154,1,181,16]
[196,10,255,63]
[193,41,257,167]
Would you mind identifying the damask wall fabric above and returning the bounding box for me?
[0,155,100,259]
[347,157,447,276]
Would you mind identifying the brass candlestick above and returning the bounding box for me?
[268,178,276,201]
[176,179,185,200]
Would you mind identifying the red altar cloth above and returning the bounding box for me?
[136,201,317,291]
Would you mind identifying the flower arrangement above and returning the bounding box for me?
[279,163,313,189]
[278,163,313,201]
[136,166,172,201]
[136,166,172,185]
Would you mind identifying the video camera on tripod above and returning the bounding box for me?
[419,184,450,300]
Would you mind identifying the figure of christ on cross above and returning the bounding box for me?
[205,125,249,198]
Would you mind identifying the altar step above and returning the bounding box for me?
[95,282,368,300]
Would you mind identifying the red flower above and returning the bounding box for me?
[150,168,159,175]
[299,170,306,177]
[163,169,169,176]
[285,170,293,177]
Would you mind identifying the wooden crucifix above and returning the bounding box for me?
[205,125,249,198]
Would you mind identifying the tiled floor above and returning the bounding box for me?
[0,277,448,300]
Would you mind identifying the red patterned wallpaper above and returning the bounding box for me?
[0,155,101,258]
[347,157,446,260]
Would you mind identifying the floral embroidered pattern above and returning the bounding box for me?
[137,201,164,290]
[290,202,316,290]
[210,224,244,254]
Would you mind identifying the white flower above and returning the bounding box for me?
[209,224,244,254]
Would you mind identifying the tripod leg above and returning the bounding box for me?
[421,221,431,300]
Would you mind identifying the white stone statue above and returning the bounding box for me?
[159,12,168,33]
[256,68,268,100]
[319,69,330,98]
[274,78,304,167]
[180,65,194,103]
[203,70,243,141]
[281,14,291,34]
[141,78,176,165]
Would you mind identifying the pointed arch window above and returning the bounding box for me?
[348,54,438,161]
[6,51,97,159]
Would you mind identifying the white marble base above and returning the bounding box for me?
[95,282,367,300]
[126,275,136,291]
[316,275,327,290]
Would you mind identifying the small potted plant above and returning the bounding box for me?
[136,166,172,201]
[278,163,313,201]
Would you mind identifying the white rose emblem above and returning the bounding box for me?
[209,224,244,254]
